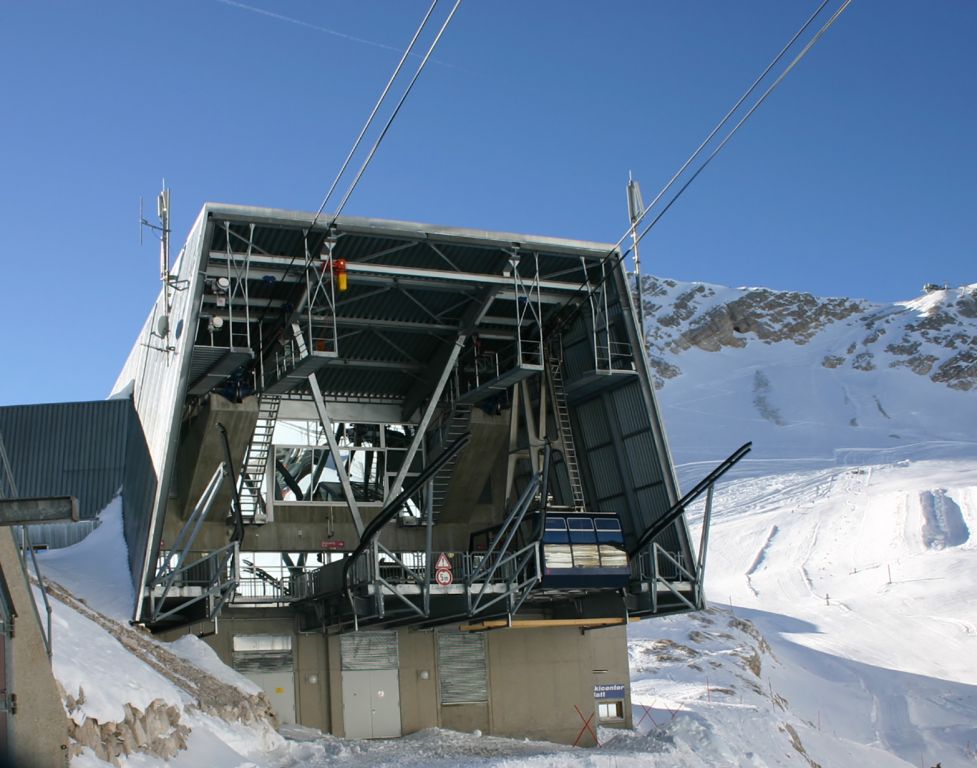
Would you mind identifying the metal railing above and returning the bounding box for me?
[634,544,698,613]
[595,340,634,372]
[16,526,52,657]
[147,542,239,624]
[291,547,537,600]
[236,558,319,604]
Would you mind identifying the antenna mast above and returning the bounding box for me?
[140,180,173,307]
[139,180,175,350]
[627,173,647,347]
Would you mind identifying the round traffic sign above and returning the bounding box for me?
[435,568,453,586]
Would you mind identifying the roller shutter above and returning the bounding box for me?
[437,631,488,704]
[341,631,399,671]
[231,634,293,673]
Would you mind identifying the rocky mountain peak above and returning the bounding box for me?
[640,277,977,392]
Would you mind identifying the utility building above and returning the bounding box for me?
[30,203,740,745]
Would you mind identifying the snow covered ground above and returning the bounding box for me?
[31,278,977,767]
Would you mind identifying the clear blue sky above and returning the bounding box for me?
[1,1,974,405]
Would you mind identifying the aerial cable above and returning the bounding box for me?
[630,0,853,250]
[627,0,832,241]
[322,0,464,229]
[548,0,853,334]
[308,0,440,233]
[249,1,460,331]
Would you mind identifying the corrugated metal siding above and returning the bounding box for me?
[437,631,488,704]
[122,401,158,594]
[0,397,156,599]
[0,399,131,521]
[112,209,210,619]
[575,398,611,449]
[611,381,650,437]
[570,373,691,568]
[623,432,664,487]
[589,445,624,499]
[26,519,100,550]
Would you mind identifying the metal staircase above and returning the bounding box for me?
[547,350,586,511]
[236,394,281,522]
[430,402,472,517]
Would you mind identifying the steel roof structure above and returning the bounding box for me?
[112,202,729,632]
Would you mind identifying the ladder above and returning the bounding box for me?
[237,394,281,522]
[548,352,586,511]
[430,402,472,517]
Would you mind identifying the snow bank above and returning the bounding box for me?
[46,583,187,726]
[37,494,134,623]
[167,635,262,696]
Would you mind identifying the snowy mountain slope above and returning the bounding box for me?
[637,276,977,766]
[675,459,977,767]
[643,278,977,392]
[641,278,977,473]
[33,277,977,767]
[33,507,282,766]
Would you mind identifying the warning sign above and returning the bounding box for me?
[435,568,453,586]
[434,552,453,586]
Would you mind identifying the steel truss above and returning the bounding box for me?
[147,463,239,625]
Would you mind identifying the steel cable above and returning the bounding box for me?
[549,0,854,334]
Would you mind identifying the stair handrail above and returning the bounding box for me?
[627,441,751,557]
[343,432,471,595]
[467,445,550,615]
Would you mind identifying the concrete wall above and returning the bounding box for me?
[164,609,331,734]
[0,529,70,768]
[163,614,630,748]
[485,625,631,745]
[396,629,439,734]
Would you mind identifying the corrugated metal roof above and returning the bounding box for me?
[0,396,157,600]
[0,398,131,520]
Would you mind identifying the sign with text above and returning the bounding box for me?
[435,568,453,586]
[594,683,626,701]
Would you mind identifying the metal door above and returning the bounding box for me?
[341,632,401,739]
[231,634,295,725]
[248,670,296,724]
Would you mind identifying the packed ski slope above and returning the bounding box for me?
[650,279,977,766]
[37,279,977,767]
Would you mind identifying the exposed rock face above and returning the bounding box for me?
[65,697,190,766]
[46,579,278,764]
[640,277,977,392]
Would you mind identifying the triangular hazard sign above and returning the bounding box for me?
[435,552,452,570]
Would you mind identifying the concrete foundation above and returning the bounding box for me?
[165,608,631,747]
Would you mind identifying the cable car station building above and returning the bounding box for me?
[94,204,711,743]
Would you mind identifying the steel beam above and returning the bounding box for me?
[207,251,591,292]
[386,334,466,500]
[0,497,78,525]
[308,374,365,536]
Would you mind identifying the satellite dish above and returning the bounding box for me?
[174,319,184,340]
[156,314,170,338]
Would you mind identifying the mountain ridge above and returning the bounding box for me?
[640,277,977,393]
